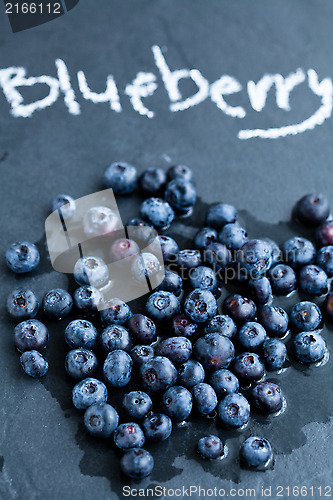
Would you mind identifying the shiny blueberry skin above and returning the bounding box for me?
[74,256,109,288]
[204,314,237,338]
[146,291,180,322]
[162,386,193,422]
[237,239,273,278]
[203,242,232,271]
[122,391,153,420]
[84,402,119,438]
[103,161,138,194]
[167,164,194,183]
[20,350,48,378]
[156,337,192,364]
[192,383,218,415]
[240,436,273,470]
[316,246,333,276]
[282,237,316,269]
[74,286,103,315]
[142,413,172,442]
[324,292,333,321]
[65,319,98,349]
[52,193,76,219]
[197,435,224,459]
[290,301,322,331]
[6,287,39,321]
[100,298,132,326]
[171,314,198,338]
[109,238,140,262]
[83,206,119,238]
[194,333,235,371]
[269,264,297,295]
[103,350,133,387]
[140,356,177,392]
[128,314,156,345]
[194,227,218,251]
[65,349,98,379]
[258,305,289,338]
[189,266,217,292]
[176,249,202,273]
[42,288,73,319]
[261,338,287,371]
[114,422,145,450]
[100,325,132,353]
[293,332,327,363]
[139,167,167,195]
[315,221,333,247]
[295,193,330,226]
[223,294,257,325]
[6,241,40,273]
[232,353,265,384]
[140,197,175,229]
[237,322,267,351]
[251,381,283,413]
[219,223,248,250]
[131,252,162,283]
[248,276,273,305]
[205,203,238,230]
[184,289,217,323]
[218,393,250,428]
[209,369,239,398]
[14,319,49,353]
[72,378,108,410]
[157,270,182,296]
[120,448,154,479]
[177,360,205,389]
[298,265,328,295]
[130,345,155,367]
[158,235,179,262]
[164,178,196,215]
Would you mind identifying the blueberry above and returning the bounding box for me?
[164,178,196,215]
[261,338,287,371]
[20,350,48,378]
[84,402,119,438]
[191,383,217,415]
[240,436,273,470]
[171,314,198,338]
[316,246,333,276]
[248,276,273,305]
[146,291,180,322]
[263,238,281,266]
[251,381,284,413]
[65,319,98,349]
[140,197,174,230]
[237,239,272,278]
[217,393,250,428]
[298,265,328,295]
[139,167,167,195]
[162,385,192,421]
[205,203,237,229]
[100,298,131,325]
[167,164,194,183]
[204,315,237,338]
[184,289,217,323]
[128,314,156,345]
[6,287,39,321]
[100,325,132,353]
[83,206,119,237]
[103,161,138,194]
[231,353,265,384]
[72,378,107,410]
[131,252,163,285]
[219,223,247,250]
[294,193,330,226]
[109,238,140,261]
[42,288,73,319]
[142,413,172,441]
[209,369,239,398]
[114,422,145,450]
[203,242,232,271]
[74,256,109,288]
[223,294,257,324]
[176,249,202,274]
[130,345,155,367]
[156,337,192,364]
[293,331,326,363]
[51,193,76,219]
[282,237,316,269]
[158,235,179,261]
[237,322,267,351]
[103,350,133,387]
[140,356,177,392]
[177,360,205,389]
[193,227,218,251]
[315,221,333,247]
[74,286,103,315]
[269,264,296,295]
[65,349,98,379]
[194,333,235,371]
[126,218,154,245]
[156,270,182,296]
[197,435,224,459]
[290,301,322,331]
[120,448,154,479]
[258,305,289,338]
[6,241,40,273]
[323,292,333,321]
[189,266,217,291]
[14,319,49,353]
[122,391,153,420]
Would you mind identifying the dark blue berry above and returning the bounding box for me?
[128,314,156,345]
[223,294,257,324]
[261,338,287,371]
[176,249,202,273]
[114,423,145,450]
[293,332,326,363]
[14,319,49,353]
[157,270,182,296]
[316,246,333,276]
[6,288,39,321]
[52,193,76,219]
[219,223,247,250]
[167,164,194,183]
[100,298,131,325]
[264,238,281,266]
[171,314,198,338]
[162,386,192,421]
[120,448,154,479]
[240,436,273,470]
[100,325,132,353]
[158,235,179,261]
[103,350,133,387]
[248,276,273,305]
[315,221,333,247]
[84,402,119,438]
[218,393,250,428]
[237,322,267,351]
[130,345,155,367]
[204,315,237,338]
[232,353,265,384]
[290,301,322,331]
[298,265,328,295]
[269,264,296,295]
[184,289,217,323]
[258,305,289,338]
[282,237,316,269]
[142,413,172,442]
[74,256,109,288]
[191,383,217,415]
[324,292,333,321]
[203,242,232,271]
[193,227,218,251]
[209,369,239,398]
[122,391,153,420]
[164,178,196,215]
[65,349,98,379]
[20,350,48,378]
[126,218,154,245]
[189,266,217,291]
[156,337,192,364]
[295,193,330,226]
[197,435,224,459]
[65,319,98,349]
[72,378,107,410]
[139,167,167,195]
[42,288,73,319]
[140,356,177,392]
[177,360,205,389]
[103,161,138,194]
[140,197,174,229]
[74,286,103,315]
[194,333,235,371]
[237,239,272,278]
[205,203,237,229]
[109,238,140,262]
[251,381,283,413]
[146,291,180,322]
[5,241,40,273]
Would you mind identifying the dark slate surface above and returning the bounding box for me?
[0,1,333,499]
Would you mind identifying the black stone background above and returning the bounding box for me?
[0,1,333,499]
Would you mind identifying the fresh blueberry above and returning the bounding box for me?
[140,197,175,229]
[146,291,180,322]
[164,178,196,215]
[232,353,265,384]
[217,393,250,428]
[162,386,192,421]
[100,325,132,353]
[171,314,198,338]
[120,448,154,479]
[219,223,247,250]
[176,249,202,274]
[258,305,289,338]
[74,256,109,288]
[103,161,138,194]
[84,402,119,438]
[315,221,333,247]
[193,227,218,251]
[139,167,167,195]
[109,238,140,262]
[126,218,154,245]
[122,391,153,420]
[20,350,48,378]
[177,360,205,389]
[293,332,326,363]
[290,301,322,331]
[114,422,145,450]
[6,241,40,273]
[140,356,177,392]
[223,294,257,324]
[184,289,217,323]
[269,264,296,295]
[203,242,232,271]
[100,298,131,325]
[261,339,287,371]
[251,381,284,413]
[131,252,163,285]
[248,276,273,305]
[237,239,272,278]
[65,319,98,349]
[316,246,333,276]
[142,413,172,442]
[42,288,73,319]
[156,337,192,364]
[323,292,333,321]
[83,206,119,237]
[263,238,281,266]
[72,378,108,410]
[204,315,237,338]
[194,333,235,371]
[189,266,217,291]
[298,265,328,295]
[157,270,182,296]
[130,345,155,367]
[51,193,76,219]
[240,436,273,470]
[158,235,179,262]
[209,369,239,398]
[74,286,103,315]
[237,322,267,351]
[6,287,39,321]
[191,383,217,415]
[103,350,133,387]
[65,349,98,379]
[294,193,330,226]
[128,314,156,345]
[14,319,49,353]
[167,164,194,183]
[205,203,238,229]
[197,435,224,459]
[282,237,316,269]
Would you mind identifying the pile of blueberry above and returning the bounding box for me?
[5,161,333,480]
